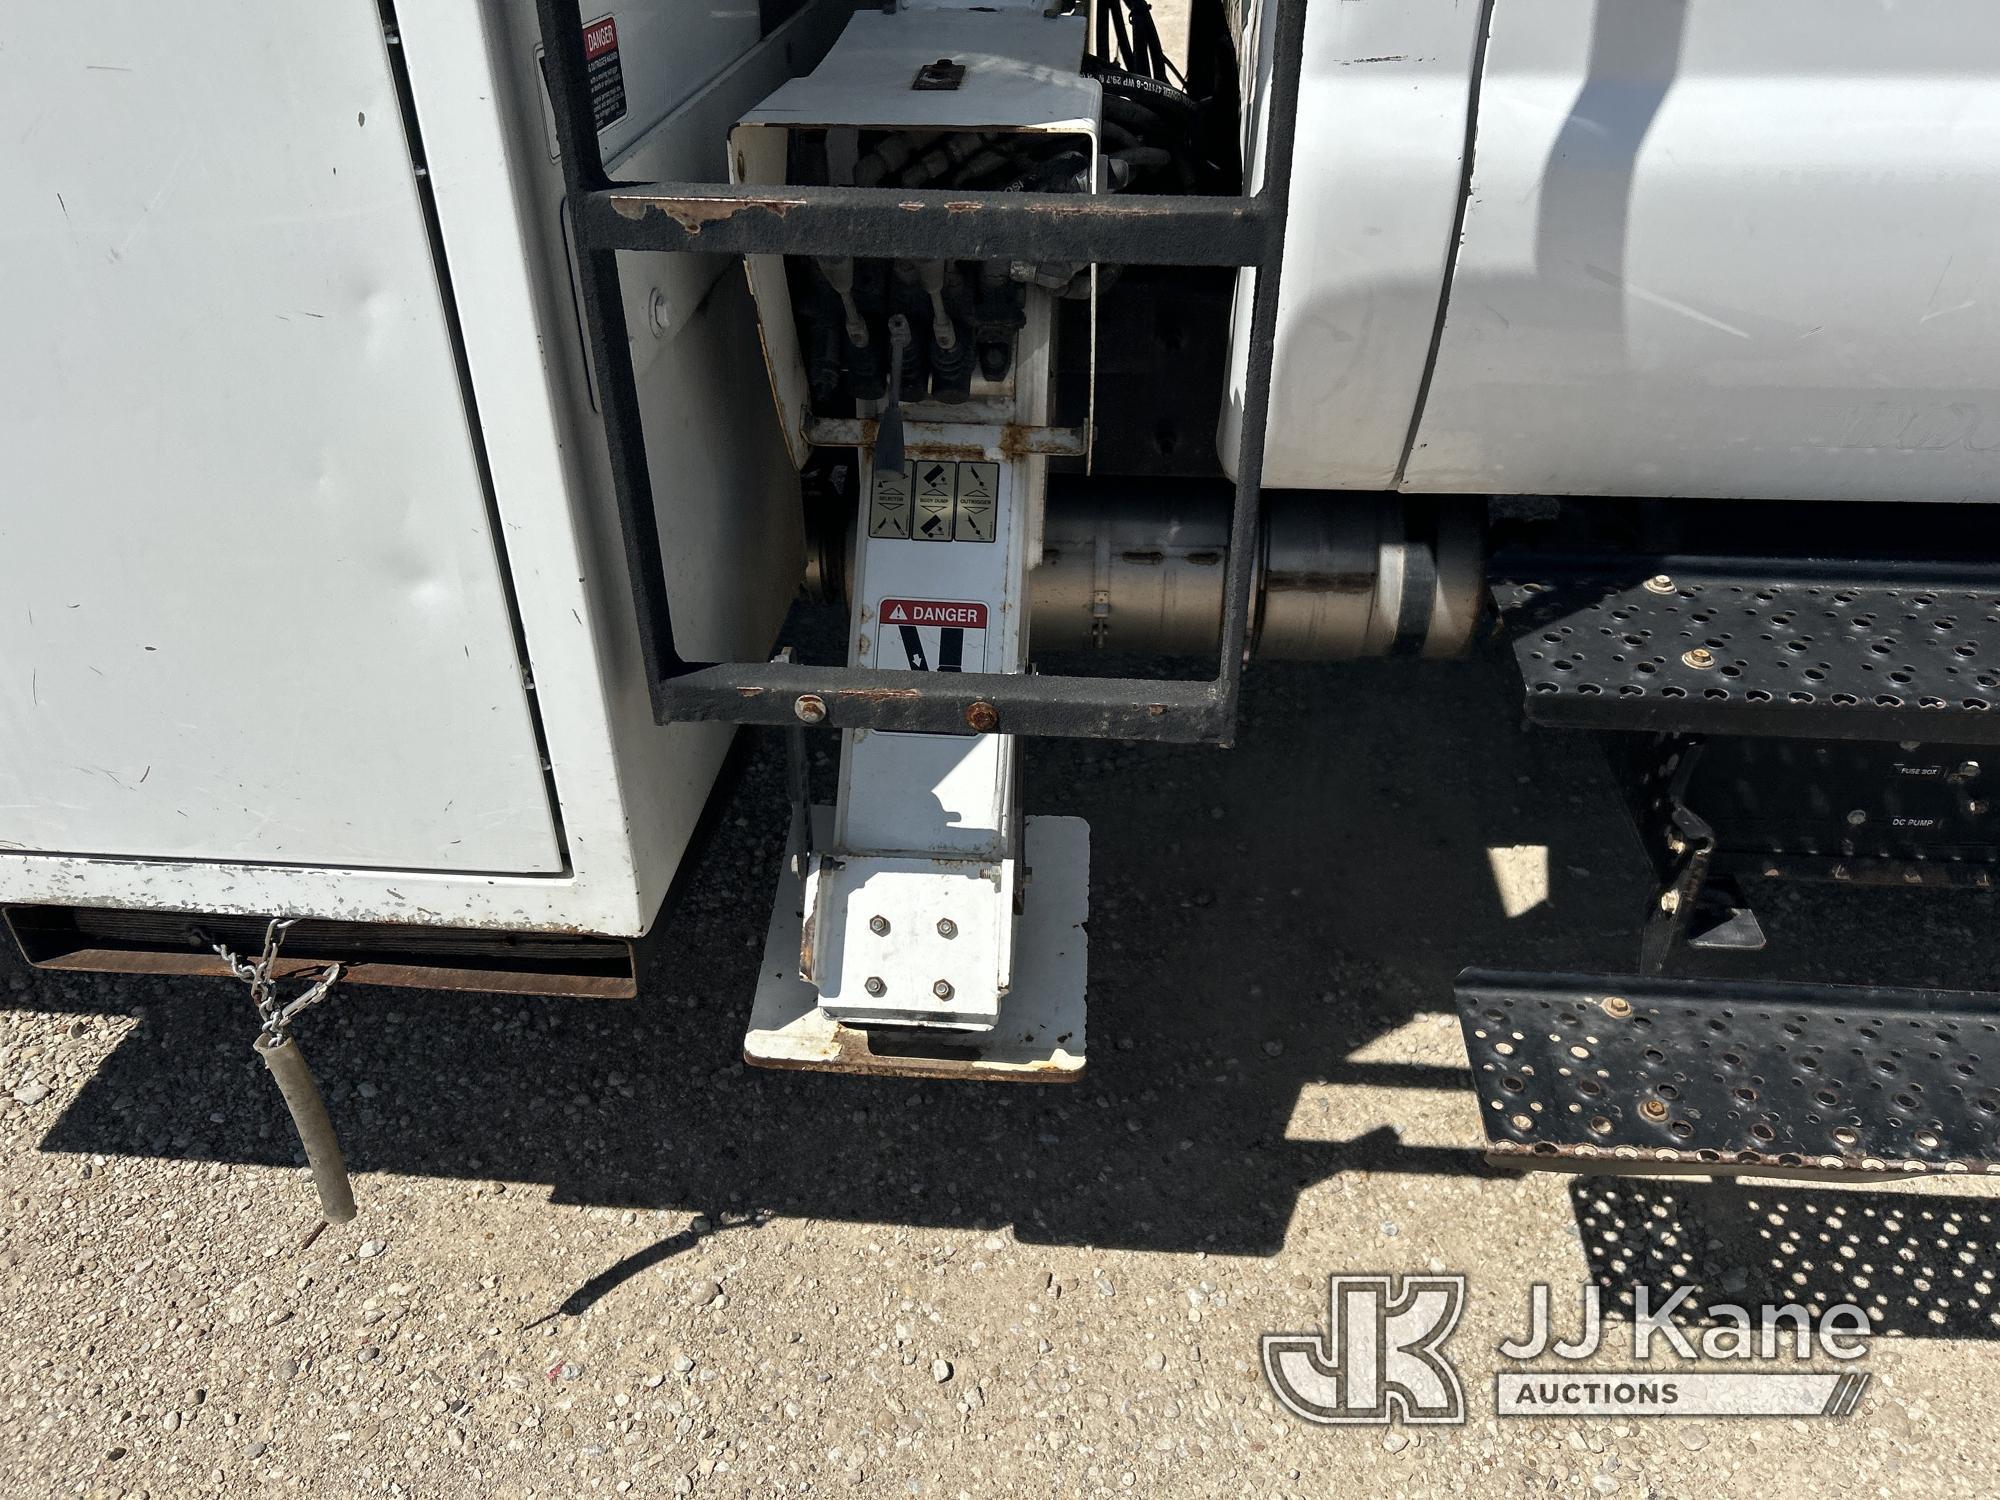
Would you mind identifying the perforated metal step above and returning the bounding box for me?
[1456,969,2000,1177]
[1492,560,2000,744]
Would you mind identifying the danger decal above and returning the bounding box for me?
[877,598,988,674]
[582,14,627,131]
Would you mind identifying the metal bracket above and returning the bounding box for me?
[1625,736,1715,974]
[530,0,1307,743]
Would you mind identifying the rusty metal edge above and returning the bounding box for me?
[18,945,637,1000]
[741,1037,1083,1084]
[585,184,1274,266]
[1484,1139,1997,1181]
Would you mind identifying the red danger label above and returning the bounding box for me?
[880,598,987,628]
[583,15,619,60]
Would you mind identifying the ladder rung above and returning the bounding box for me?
[578,182,1276,267]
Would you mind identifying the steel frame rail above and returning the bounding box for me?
[533,0,1307,743]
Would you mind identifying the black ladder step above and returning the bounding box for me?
[1493,558,2000,744]
[579,183,1278,266]
[1456,968,2000,1177]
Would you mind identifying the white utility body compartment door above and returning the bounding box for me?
[0,1,563,873]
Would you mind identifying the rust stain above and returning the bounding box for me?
[996,423,1037,460]
[609,193,805,229]
[1484,1138,1992,1178]
[28,948,635,998]
[744,1020,1079,1083]
[797,905,816,982]
[834,686,922,705]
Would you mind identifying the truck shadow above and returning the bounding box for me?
[1571,1175,2000,1342]
[14,651,2000,1335]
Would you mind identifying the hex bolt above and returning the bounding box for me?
[1639,1098,1669,1122]
[1681,647,1716,669]
[932,980,954,1001]
[1658,888,1681,914]
[794,694,828,724]
[936,918,958,939]
[964,701,999,733]
[869,915,891,936]
[864,976,886,997]
[1846,808,1868,827]
[1600,996,1633,1019]
[1960,760,1983,779]
[1644,574,1676,595]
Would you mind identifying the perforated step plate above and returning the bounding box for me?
[1492,560,2000,743]
[1457,969,2000,1178]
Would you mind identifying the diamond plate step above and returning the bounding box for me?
[1456,969,2000,1177]
[1492,559,2000,744]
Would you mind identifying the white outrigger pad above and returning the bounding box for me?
[747,813,1088,1081]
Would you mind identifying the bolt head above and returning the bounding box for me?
[1600,996,1633,1019]
[1961,760,1983,779]
[964,701,999,733]
[936,918,957,939]
[863,976,886,997]
[1640,1098,1669,1122]
[1644,574,1676,594]
[868,915,890,936]
[794,694,828,725]
[1658,888,1681,914]
[932,980,954,1001]
[1681,647,1716,669]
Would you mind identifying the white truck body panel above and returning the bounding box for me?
[1223,0,1487,490]
[0,0,561,874]
[0,0,809,934]
[1234,0,2000,502]
[1406,0,2000,500]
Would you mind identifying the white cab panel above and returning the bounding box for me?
[1222,0,1488,489]
[0,0,561,872]
[1405,0,2000,500]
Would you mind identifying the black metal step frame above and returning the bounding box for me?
[1492,552,2000,746]
[1457,968,2000,1178]
[533,0,1307,743]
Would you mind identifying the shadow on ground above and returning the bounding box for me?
[12,650,2000,1329]
[1572,1176,2000,1341]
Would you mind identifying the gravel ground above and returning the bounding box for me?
[4,651,1998,1498]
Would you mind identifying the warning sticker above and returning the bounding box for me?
[583,14,627,132]
[953,462,999,542]
[878,598,989,673]
[913,460,956,542]
[868,461,914,539]
[866,459,1003,544]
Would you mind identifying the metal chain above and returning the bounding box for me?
[211,917,344,1043]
